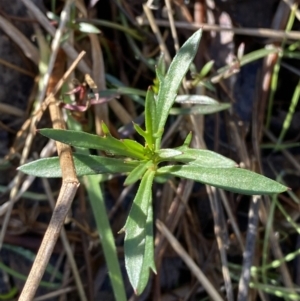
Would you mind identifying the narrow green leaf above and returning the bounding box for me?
[199,60,214,78]
[157,165,288,195]
[39,129,145,159]
[101,121,111,135]
[133,123,147,140]
[216,47,279,76]
[170,103,231,115]
[124,161,153,186]
[154,30,202,138]
[144,87,156,147]
[122,139,145,157]
[182,132,192,147]
[18,154,138,177]
[173,148,237,168]
[84,175,127,301]
[124,169,156,294]
[77,22,101,34]
[156,53,166,79]
[175,94,219,104]
[116,87,147,97]
[157,148,182,159]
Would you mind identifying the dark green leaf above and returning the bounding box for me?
[124,170,156,294]
[18,154,138,177]
[122,139,145,156]
[157,165,288,195]
[39,129,145,159]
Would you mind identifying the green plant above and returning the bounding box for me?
[19,30,287,295]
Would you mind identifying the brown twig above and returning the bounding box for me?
[137,19,300,41]
[17,52,85,300]
[156,220,225,301]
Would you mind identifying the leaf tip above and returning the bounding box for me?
[118,227,125,234]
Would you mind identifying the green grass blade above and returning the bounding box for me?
[83,175,127,301]
[276,79,300,149]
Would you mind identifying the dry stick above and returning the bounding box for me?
[264,128,300,172]
[143,4,172,64]
[89,34,109,133]
[218,189,245,252]
[154,180,193,300]
[137,19,300,41]
[0,51,84,232]
[40,43,87,301]
[156,220,224,301]
[41,178,87,301]
[21,0,91,75]
[190,114,233,301]
[164,0,180,52]
[207,186,234,301]
[0,15,39,64]
[237,195,261,301]
[17,54,85,301]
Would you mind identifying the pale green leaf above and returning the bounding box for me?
[157,148,182,159]
[157,165,288,195]
[124,170,156,294]
[154,30,202,138]
[18,154,138,177]
[173,148,237,168]
[170,103,231,115]
[175,95,218,105]
[77,22,101,34]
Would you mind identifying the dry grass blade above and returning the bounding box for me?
[0,57,36,77]
[0,15,39,64]
[21,0,91,74]
[0,103,24,117]
[143,4,171,64]
[137,19,300,41]
[189,113,233,301]
[156,219,225,301]
[207,186,234,301]
[89,34,109,132]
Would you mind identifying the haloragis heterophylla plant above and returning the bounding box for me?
[19,30,288,294]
